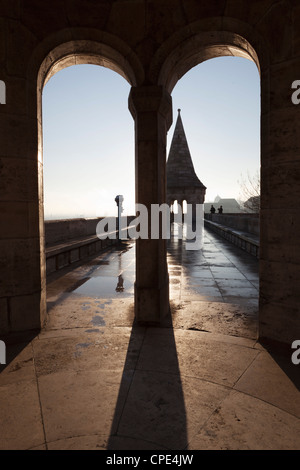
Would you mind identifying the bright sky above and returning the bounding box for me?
[42,56,260,220]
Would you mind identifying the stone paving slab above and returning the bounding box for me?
[33,327,143,376]
[0,379,45,450]
[188,390,300,450]
[234,348,300,417]
[171,300,258,339]
[47,435,108,450]
[136,329,259,389]
[38,368,133,444]
[0,342,35,387]
[116,370,230,450]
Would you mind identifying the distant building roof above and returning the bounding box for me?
[204,198,241,213]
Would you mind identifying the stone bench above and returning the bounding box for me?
[204,218,259,259]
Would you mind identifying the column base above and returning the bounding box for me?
[6,290,46,333]
[134,276,170,325]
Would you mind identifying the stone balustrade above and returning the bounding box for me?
[204,214,259,259]
[45,217,134,275]
[205,213,259,236]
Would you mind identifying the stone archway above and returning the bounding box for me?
[147,20,298,343]
[14,32,144,332]
[2,6,299,344]
[147,24,273,341]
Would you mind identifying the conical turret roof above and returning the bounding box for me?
[167,109,206,189]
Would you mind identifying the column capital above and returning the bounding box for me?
[128,85,173,130]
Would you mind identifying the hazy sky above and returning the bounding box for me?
[42,56,260,219]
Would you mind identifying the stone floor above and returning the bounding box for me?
[0,227,299,450]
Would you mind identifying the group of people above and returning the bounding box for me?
[210,205,223,214]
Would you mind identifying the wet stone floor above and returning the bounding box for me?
[168,225,259,306]
[46,225,259,340]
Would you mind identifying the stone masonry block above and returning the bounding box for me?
[10,292,43,331]
[0,297,9,335]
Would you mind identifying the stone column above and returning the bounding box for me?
[0,34,46,333]
[259,59,300,344]
[129,85,172,324]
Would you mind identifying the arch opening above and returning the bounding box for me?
[37,42,136,320]
[166,51,260,339]
[42,63,134,220]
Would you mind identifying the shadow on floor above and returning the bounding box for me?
[0,330,39,374]
[259,338,300,391]
[107,311,188,450]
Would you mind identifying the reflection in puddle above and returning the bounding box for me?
[116,274,125,292]
[73,243,135,298]
[73,275,134,298]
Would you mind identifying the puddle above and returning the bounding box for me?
[81,303,91,310]
[76,342,91,349]
[74,342,92,358]
[71,242,135,298]
[91,315,106,327]
[73,275,134,298]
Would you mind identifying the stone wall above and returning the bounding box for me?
[205,214,260,236]
[45,217,111,246]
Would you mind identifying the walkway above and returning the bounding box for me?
[0,228,299,450]
[168,225,259,339]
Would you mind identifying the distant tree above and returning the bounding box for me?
[238,170,260,213]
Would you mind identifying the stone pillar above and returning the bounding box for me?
[259,60,300,344]
[0,62,46,333]
[129,85,172,324]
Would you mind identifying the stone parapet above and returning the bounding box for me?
[205,213,260,236]
[204,218,259,259]
[45,217,134,276]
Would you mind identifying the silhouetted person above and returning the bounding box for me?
[210,205,216,214]
[218,205,223,214]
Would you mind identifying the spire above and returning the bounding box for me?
[167,109,206,189]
